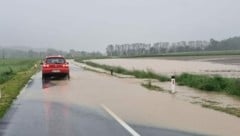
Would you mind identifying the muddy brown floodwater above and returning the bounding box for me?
[71,60,240,136]
[90,56,240,78]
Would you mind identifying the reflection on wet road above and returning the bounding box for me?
[0,65,131,136]
[0,62,239,136]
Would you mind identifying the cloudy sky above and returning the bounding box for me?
[0,0,240,52]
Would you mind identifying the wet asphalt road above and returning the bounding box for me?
[0,63,203,136]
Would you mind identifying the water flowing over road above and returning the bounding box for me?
[0,61,239,136]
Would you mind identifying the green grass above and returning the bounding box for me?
[0,59,39,118]
[78,61,170,82]
[176,73,240,97]
[0,59,37,84]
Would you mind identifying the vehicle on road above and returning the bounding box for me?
[41,55,70,80]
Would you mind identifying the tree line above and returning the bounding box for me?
[0,47,103,59]
[0,48,68,59]
[1,36,240,59]
[206,37,240,51]
[106,36,240,56]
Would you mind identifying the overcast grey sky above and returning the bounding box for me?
[0,0,240,52]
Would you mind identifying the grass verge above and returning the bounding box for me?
[0,59,39,118]
[176,73,240,97]
[0,59,37,84]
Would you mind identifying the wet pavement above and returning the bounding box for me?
[0,62,239,136]
[0,65,132,136]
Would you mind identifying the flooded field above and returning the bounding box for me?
[90,55,240,78]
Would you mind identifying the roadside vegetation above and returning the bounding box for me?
[176,73,240,97]
[0,59,37,84]
[0,59,39,117]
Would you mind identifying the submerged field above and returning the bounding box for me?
[89,55,240,78]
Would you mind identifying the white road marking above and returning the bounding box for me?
[101,104,141,136]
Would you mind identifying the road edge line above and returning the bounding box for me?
[101,104,141,136]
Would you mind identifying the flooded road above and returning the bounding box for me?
[0,61,240,136]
